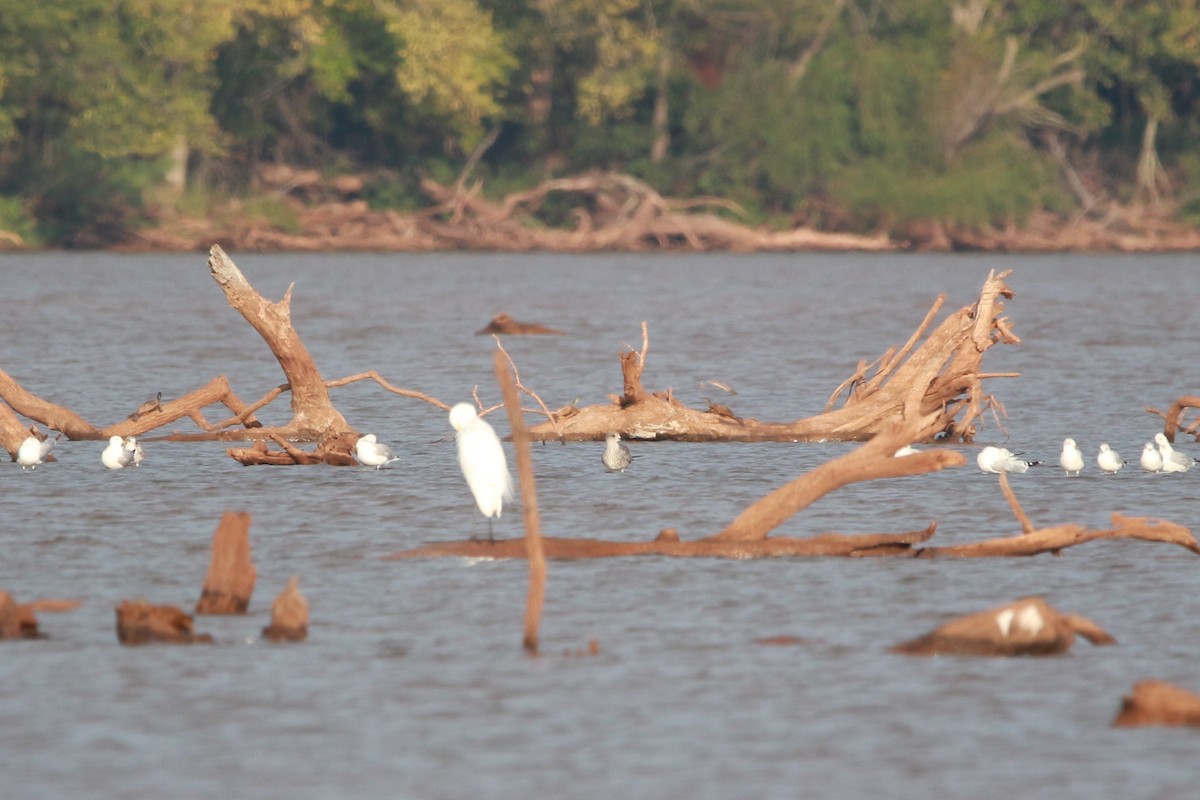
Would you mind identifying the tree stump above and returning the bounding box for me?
[262,577,309,642]
[0,591,22,639]
[116,600,213,644]
[195,511,256,614]
[890,597,1116,656]
[1113,680,1200,727]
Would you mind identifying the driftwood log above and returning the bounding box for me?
[527,270,1020,443]
[890,596,1116,657]
[0,591,81,640]
[262,577,309,642]
[1113,680,1200,727]
[476,313,565,336]
[115,600,214,645]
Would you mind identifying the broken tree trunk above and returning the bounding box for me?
[195,511,257,614]
[116,600,214,645]
[1113,681,1200,727]
[262,577,309,642]
[526,270,1019,442]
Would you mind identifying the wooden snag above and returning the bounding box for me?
[195,511,256,614]
[0,591,22,638]
[890,596,1116,657]
[1113,680,1200,728]
[495,350,546,653]
[262,577,309,642]
[0,591,82,639]
[116,600,214,644]
[476,313,565,335]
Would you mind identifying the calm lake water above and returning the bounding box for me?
[3,251,1200,799]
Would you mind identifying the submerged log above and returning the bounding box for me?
[476,313,565,336]
[527,270,1019,442]
[890,597,1116,656]
[116,600,214,644]
[1113,680,1200,728]
[0,591,81,639]
[195,511,256,614]
[262,577,309,642]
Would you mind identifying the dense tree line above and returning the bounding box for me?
[0,0,1197,247]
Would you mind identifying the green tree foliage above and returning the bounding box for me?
[0,0,1198,245]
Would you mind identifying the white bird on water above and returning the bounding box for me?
[1058,438,1084,476]
[449,403,513,540]
[977,445,1037,474]
[1155,432,1194,474]
[355,434,397,469]
[601,432,632,471]
[17,436,53,470]
[1140,442,1163,473]
[1096,443,1124,474]
[123,436,144,466]
[101,435,136,469]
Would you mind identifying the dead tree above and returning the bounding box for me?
[527,269,1020,443]
[1,245,449,464]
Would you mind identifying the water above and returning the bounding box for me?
[3,251,1200,799]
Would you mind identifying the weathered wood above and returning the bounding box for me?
[116,600,214,644]
[262,577,309,642]
[495,351,545,653]
[476,313,565,335]
[195,511,256,614]
[916,514,1200,558]
[891,597,1115,657]
[1113,680,1200,728]
[527,270,1019,442]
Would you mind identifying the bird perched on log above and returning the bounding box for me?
[101,435,136,469]
[703,397,742,423]
[17,435,53,470]
[449,403,514,541]
[129,391,163,421]
[601,432,632,472]
[354,434,398,469]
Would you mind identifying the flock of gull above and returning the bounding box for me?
[16,434,144,471]
[974,432,1197,475]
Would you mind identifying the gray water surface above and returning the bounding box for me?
[3,252,1200,799]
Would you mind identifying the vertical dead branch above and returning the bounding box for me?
[195,511,256,614]
[1162,396,1200,441]
[494,350,546,653]
[998,473,1035,534]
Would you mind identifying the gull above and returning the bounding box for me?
[1058,438,1084,476]
[977,445,1037,474]
[17,436,53,470]
[1155,432,1194,474]
[601,432,632,471]
[355,434,398,469]
[449,403,514,541]
[1096,443,1124,474]
[893,444,918,457]
[1140,442,1163,473]
[101,435,136,469]
[123,436,144,466]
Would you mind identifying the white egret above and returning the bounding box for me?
[1140,442,1163,473]
[17,436,53,470]
[449,403,513,540]
[355,433,397,469]
[601,432,632,471]
[101,435,135,469]
[123,436,144,466]
[1096,443,1124,474]
[1155,432,1194,474]
[1058,438,1084,476]
[976,445,1037,474]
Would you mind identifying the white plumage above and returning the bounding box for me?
[601,431,632,471]
[1058,437,1084,476]
[1096,443,1123,474]
[1140,442,1163,473]
[977,445,1036,474]
[1155,432,1194,474]
[101,435,135,469]
[17,436,53,470]
[449,403,513,537]
[123,436,144,466]
[355,433,397,469]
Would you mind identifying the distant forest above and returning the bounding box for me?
[1,0,1198,248]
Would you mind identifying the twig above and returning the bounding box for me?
[492,335,564,441]
[325,371,451,410]
[997,472,1035,535]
